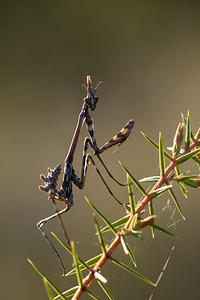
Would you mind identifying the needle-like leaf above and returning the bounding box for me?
[185,112,191,150]
[51,232,71,253]
[159,132,165,176]
[94,215,107,255]
[177,174,200,181]
[54,287,79,300]
[27,259,67,300]
[174,166,188,198]
[149,185,172,199]
[177,174,200,188]
[110,257,156,286]
[123,240,137,267]
[167,185,185,220]
[86,289,102,300]
[149,201,155,238]
[141,132,173,161]
[97,280,114,300]
[120,162,146,195]
[129,213,138,230]
[43,278,54,300]
[71,241,83,287]
[183,179,200,188]
[139,176,160,182]
[127,174,135,214]
[120,235,129,254]
[85,197,117,235]
[100,215,130,233]
[52,233,91,274]
[151,224,177,238]
[181,112,195,141]
[176,148,200,165]
[177,181,188,197]
[65,254,102,276]
[192,155,200,170]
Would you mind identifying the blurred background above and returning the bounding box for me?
[1,1,200,299]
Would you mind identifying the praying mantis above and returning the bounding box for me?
[38,76,134,274]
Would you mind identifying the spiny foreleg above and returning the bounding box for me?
[85,112,132,186]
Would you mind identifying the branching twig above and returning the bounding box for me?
[72,135,200,299]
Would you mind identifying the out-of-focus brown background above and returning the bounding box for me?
[1,1,200,299]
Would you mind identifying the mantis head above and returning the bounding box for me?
[83,75,102,111]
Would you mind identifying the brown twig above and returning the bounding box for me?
[72,138,199,299]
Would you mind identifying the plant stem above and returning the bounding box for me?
[72,139,199,299]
